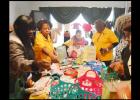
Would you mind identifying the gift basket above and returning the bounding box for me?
[50,76,77,99]
[75,85,101,99]
[75,70,103,98]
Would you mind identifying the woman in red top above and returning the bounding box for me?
[72,30,87,46]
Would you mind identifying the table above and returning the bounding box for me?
[27,59,131,99]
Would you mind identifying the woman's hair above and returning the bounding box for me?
[95,19,106,27]
[123,22,131,32]
[13,15,36,59]
[37,20,52,31]
[14,15,35,34]
[76,30,81,34]
[114,14,131,34]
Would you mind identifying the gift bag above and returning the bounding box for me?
[82,46,96,62]
[67,46,83,58]
[70,50,77,58]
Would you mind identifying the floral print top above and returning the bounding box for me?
[114,39,128,61]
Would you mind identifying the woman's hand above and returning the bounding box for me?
[109,60,124,75]
[100,48,109,55]
[51,55,59,63]
[100,44,114,55]
[35,60,51,71]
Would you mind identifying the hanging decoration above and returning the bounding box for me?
[71,23,81,30]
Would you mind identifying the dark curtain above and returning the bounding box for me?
[114,8,125,23]
[82,7,111,24]
[81,7,94,24]
[98,8,112,21]
[39,7,111,24]
[48,7,82,24]
[29,10,48,24]
[39,7,51,21]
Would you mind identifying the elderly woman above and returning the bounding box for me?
[110,14,131,80]
[33,20,59,68]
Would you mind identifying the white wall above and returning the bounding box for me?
[10,1,130,24]
[125,1,131,14]
[9,1,35,24]
[32,1,127,10]
[9,2,16,24]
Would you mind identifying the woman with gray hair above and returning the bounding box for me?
[110,14,131,80]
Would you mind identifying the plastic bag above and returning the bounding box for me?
[56,46,67,63]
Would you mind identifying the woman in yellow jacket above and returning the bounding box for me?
[92,19,119,66]
[33,20,59,70]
